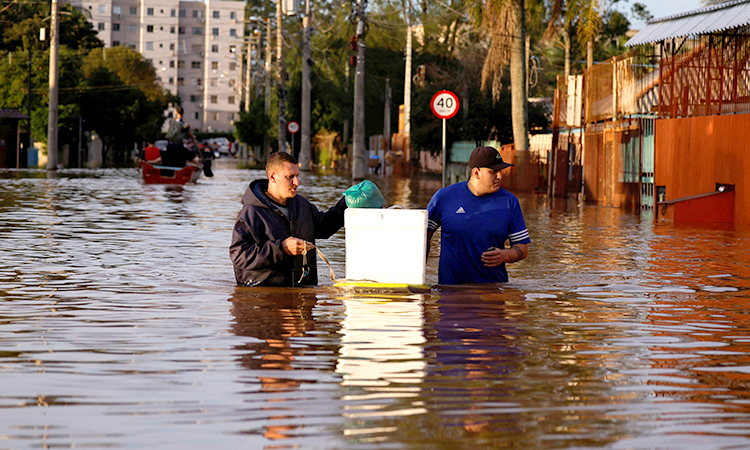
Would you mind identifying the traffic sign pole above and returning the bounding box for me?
[287,121,299,156]
[430,90,459,188]
[442,119,447,187]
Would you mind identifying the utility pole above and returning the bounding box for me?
[298,0,312,170]
[352,0,367,180]
[46,0,60,170]
[343,63,349,154]
[244,35,252,112]
[384,77,391,153]
[403,12,412,165]
[26,36,32,167]
[264,18,272,160]
[276,0,287,153]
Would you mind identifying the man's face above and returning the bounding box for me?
[269,162,300,203]
[474,167,503,195]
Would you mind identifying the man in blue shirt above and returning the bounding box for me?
[427,146,530,284]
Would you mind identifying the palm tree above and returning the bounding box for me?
[545,0,603,70]
[474,0,533,191]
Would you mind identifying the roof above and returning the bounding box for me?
[0,109,29,120]
[626,0,750,47]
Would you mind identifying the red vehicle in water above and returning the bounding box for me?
[140,161,203,185]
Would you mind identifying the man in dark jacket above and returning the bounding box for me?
[230,151,347,286]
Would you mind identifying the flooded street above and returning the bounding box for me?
[2,166,750,449]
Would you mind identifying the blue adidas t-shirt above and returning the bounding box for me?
[427,181,530,284]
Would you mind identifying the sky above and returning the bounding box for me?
[625,0,706,28]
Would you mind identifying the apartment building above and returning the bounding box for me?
[65,0,245,133]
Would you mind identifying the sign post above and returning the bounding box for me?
[430,90,459,187]
[287,121,299,155]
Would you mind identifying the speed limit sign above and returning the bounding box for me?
[287,121,299,134]
[430,90,460,120]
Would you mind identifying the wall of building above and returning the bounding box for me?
[583,122,642,210]
[655,114,750,224]
[64,0,244,133]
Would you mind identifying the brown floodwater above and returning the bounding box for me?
[2,166,750,449]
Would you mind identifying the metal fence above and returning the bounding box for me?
[659,30,750,118]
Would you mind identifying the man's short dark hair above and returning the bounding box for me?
[266,151,298,174]
[176,107,184,116]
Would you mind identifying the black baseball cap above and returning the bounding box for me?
[468,146,514,171]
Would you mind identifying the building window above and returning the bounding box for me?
[130,6,137,15]
[193,10,201,18]
[194,112,199,120]
[169,60,175,68]
[170,26,175,34]
[190,95,200,102]
[230,11,236,20]
[228,96,235,104]
[147,7,154,16]
[196,78,203,86]
[191,44,203,53]
[146,42,154,51]
[177,77,184,85]
[177,60,185,69]
[229,29,237,37]
[211,44,219,53]
[112,40,120,46]
[178,43,185,53]
[97,22,105,31]
[211,112,219,120]
[113,6,121,14]
[212,28,219,36]
[171,9,176,17]
[169,43,175,50]
[147,25,154,33]
[129,24,137,33]
[211,61,219,70]
[192,27,202,35]
[229,62,236,71]
[179,9,186,17]
[209,78,217,86]
[98,5,105,13]
[212,11,220,19]
[169,77,174,85]
[113,23,120,31]
[178,27,186,35]
[229,112,235,121]
[228,79,235,88]
[191,61,201,69]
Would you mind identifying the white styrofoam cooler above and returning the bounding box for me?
[344,208,428,285]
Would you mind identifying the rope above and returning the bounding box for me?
[300,244,378,286]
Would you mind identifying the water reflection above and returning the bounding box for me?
[3,167,750,449]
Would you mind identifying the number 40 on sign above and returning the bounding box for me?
[430,90,460,187]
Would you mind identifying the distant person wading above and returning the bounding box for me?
[163,107,199,168]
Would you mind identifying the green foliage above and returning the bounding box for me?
[80,47,170,164]
[631,2,653,23]
[2,3,102,52]
[602,10,630,40]
[234,97,272,147]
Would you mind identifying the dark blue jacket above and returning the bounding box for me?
[230,179,347,286]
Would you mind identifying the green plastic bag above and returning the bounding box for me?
[343,180,385,208]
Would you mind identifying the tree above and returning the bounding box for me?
[80,47,170,165]
[472,0,532,189]
[234,97,272,149]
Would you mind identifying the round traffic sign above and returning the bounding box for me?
[430,90,460,120]
[287,121,300,134]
